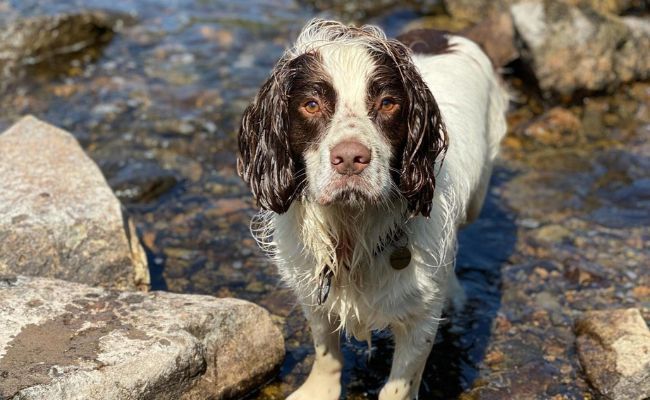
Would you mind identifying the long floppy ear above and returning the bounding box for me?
[237,56,297,214]
[388,40,449,218]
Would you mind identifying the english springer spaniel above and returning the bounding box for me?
[238,19,508,400]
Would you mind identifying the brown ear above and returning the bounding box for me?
[237,56,297,214]
[387,40,449,217]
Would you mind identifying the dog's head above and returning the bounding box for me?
[238,19,448,217]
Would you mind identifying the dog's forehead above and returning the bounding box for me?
[318,44,376,114]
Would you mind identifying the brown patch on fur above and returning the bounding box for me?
[238,51,333,214]
[367,37,449,217]
[287,52,336,157]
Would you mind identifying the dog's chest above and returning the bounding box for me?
[282,238,439,332]
[270,204,447,333]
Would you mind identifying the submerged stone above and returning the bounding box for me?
[576,308,650,400]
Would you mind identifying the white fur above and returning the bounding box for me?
[303,42,394,206]
[253,23,509,400]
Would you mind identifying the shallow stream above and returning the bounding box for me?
[1,1,647,398]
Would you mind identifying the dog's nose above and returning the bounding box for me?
[330,140,371,175]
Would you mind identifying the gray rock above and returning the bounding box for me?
[511,0,650,98]
[104,160,178,204]
[0,10,134,91]
[444,0,644,23]
[575,308,650,400]
[0,275,285,400]
[0,116,149,291]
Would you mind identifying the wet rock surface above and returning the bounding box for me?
[466,80,650,400]
[0,116,149,291]
[0,10,133,91]
[0,0,648,399]
[575,308,650,400]
[0,275,284,400]
[511,0,650,98]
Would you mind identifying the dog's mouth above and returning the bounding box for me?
[318,175,376,207]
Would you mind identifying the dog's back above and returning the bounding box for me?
[401,30,509,224]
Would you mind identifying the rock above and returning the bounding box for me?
[400,15,472,34]
[444,0,519,23]
[0,116,149,291]
[104,160,178,204]
[461,11,519,68]
[564,0,645,15]
[520,107,583,147]
[575,308,650,400]
[444,0,644,23]
[0,10,134,91]
[533,224,572,244]
[510,1,650,98]
[0,275,285,400]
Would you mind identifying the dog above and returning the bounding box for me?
[237,19,508,400]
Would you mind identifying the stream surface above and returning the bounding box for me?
[1,1,648,399]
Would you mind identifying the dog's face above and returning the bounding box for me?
[238,20,448,217]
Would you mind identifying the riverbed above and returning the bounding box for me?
[0,1,648,398]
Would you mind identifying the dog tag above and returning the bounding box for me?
[317,266,333,305]
[390,246,411,270]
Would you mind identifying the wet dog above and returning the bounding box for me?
[237,19,508,400]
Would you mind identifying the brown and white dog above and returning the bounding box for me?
[238,19,508,400]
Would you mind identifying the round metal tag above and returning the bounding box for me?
[390,246,411,270]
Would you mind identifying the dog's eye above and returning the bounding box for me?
[304,100,320,114]
[379,98,396,112]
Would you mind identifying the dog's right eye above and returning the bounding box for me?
[379,97,397,112]
[304,100,320,114]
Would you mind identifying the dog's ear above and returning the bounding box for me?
[237,56,297,214]
[388,41,449,218]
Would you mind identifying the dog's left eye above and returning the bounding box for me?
[304,100,321,114]
[379,98,396,112]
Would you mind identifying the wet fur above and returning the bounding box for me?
[238,19,508,400]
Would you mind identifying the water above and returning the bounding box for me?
[1,0,648,398]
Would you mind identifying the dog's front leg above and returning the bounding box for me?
[378,317,440,400]
[288,308,343,400]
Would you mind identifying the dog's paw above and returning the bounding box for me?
[378,380,417,400]
[287,387,340,400]
[287,376,341,400]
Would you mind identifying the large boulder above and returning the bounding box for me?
[444,0,643,23]
[0,116,149,291]
[0,275,285,400]
[575,308,650,400]
[511,0,650,98]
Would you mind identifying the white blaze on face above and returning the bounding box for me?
[303,43,395,206]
